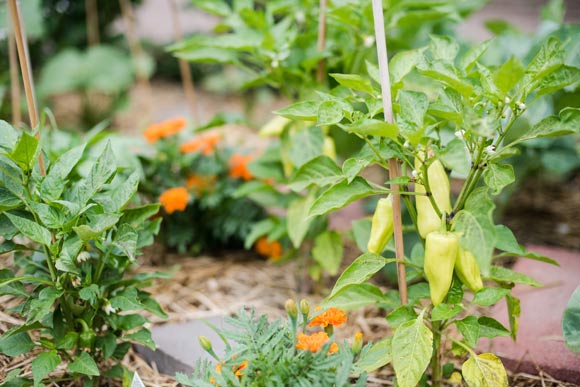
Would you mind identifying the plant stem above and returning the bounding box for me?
[316,0,328,83]
[8,20,21,127]
[431,320,442,387]
[7,0,45,175]
[371,0,407,305]
[85,0,100,46]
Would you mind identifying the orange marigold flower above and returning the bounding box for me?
[254,237,283,260]
[180,132,221,155]
[144,117,187,143]
[233,360,248,377]
[296,332,332,353]
[159,187,190,214]
[308,307,347,328]
[186,175,216,195]
[229,154,254,180]
[329,342,339,354]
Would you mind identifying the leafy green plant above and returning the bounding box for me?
[177,303,368,386]
[0,120,166,385]
[136,117,267,255]
[563,284,580,354]
[273,30,579,386]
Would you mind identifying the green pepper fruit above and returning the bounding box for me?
[415,152,452,239]
[424,231,459,306]
[367,196,394,254]
[455,248,483,292]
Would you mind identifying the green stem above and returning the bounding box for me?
[420,160,442,219]
[431,320,442,387]
[453,138,486,214]
[451,339,476,357]
[93,246,111,283]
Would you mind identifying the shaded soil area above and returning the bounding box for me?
[502,174,580,251]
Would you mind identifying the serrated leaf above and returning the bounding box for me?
[472,287,510,306]
[68,351,100,376]
[330,253,392,297]
[483,163,515,195]
[356,338,392,372]
[5,213,52,246]
[32,351,61,386]
[392,313,433,387]
[288,156,343,191]
[309,177,383,217]
[462,353,508,387]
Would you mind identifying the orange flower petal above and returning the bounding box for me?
[159,187,190,214]
[308,308,347,328]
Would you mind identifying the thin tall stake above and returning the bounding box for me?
[8,19,22,126]
[316,0,328,83]
[85,0,100,46]
[169,0,198,123]
[119,0,153,121]
[7,0,46,175]
[371,0,407,305]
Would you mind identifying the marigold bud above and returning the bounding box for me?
[285,299,298,319]
[352,332,363,354]
[299,299,310,316]
[199,336,213,352]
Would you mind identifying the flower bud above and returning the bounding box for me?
[352,332,363,354]
[285,299,298,319]
[504,96,511,104]
[299,299,310,316]
[199,336,213,352]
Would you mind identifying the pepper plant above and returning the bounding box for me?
[0,120,166,385]
[274,32,580,386]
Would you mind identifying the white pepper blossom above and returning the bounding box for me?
[102,302,116,315]
[485,145,496,155]
[454,130,465,139]
[76,251,91,264]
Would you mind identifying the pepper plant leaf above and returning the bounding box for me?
[563,285,580,354]
[392,312,433,387]
[462,353,508,387]
[330,253,394,297]
[309,177,384,217]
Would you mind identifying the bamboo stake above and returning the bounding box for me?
[316,0,328,83]
[8,17,22,127]
[7,0,46,176]
[371,0,407,305]
[119,0,153,121]
[85,0,100,46]
[168,0,199,123]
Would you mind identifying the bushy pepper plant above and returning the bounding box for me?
[0,120,166,386]
[273,33,580,386]
[137,117,267,255]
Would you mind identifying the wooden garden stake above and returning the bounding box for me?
[85,0,100,46]
[119,0,153,121]
[7,0,46,176]
[316,0,328,83]
[8,17,21,127]
[371,0,407,305]
[169,0,199,124]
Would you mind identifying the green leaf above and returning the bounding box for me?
[72,141,116,204]
[339,119,398,139]
[68,351,100,376]
[524,37,565,86]
[356,338,392,372]
[317,100,345,126]
[330,253,392,297]
[124,328,156,350]
[73,214,120,242]
[493,56,524,94]
[462,353,508,387]
[324,283,390,311]
[510,107,580,145]
[244,218,278,249]
[94,171,139,213]
[0,332,34,356]
[493,224,558,265]
[398,90,428,128]
[563,285,580,353]
[389,48,424,86]
[28,287,62,323]
[79,284,101,306]
[418,61,474,97]
[483,163,515,195]
[330,73,375,95]
[287,126,324,168]
[312,231,343,275]
[429,35,459,62]
[461,38,493,72]
[506,294,520,339]
[392,312,433,387]
[287,194,315,248]
[0,187,22,211]
[387,306,418,328]
[478,317,510,339]
[32,351,61,386]
[5,213,52,247]
[431,303,463,321]
[120,204,160,229]
[96,332,117,360]
[47,143,86,180]
[536,65,580,97]
[452,188,496,276]
[275,101,320,120]
[472,287,510,306]
[0,120,19,150]
[113,223,138,261]
[437,138,470,176]
[309,177,383,217]
[190,0,230,16]
[342,150,375,184]
[456,316,479,347]
[487,266,541,287]
[288,156,343,191]
[110,287,143,312]
[10,132,39,172]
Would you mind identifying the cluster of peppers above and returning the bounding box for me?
[367,151,483,305]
